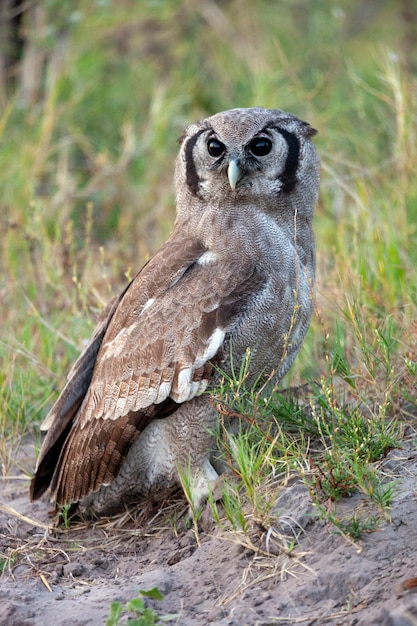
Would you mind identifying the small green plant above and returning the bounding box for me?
[309,497,383,542]
[210,478,249,533]
[0,550,17,576]
[105,587,178,626]
[339,513,380,540]
[176,462,204,544]
[55,503,73,529]
[404,355,417,378]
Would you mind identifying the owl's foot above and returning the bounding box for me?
[182,457,220,518]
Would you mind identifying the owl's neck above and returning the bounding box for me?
[173,195,313,267]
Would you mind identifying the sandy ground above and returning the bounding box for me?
[1,435,417,626]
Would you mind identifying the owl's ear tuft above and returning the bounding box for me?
[304,123,318,138]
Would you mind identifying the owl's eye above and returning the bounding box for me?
[249,137,272,157]
[207,139,226,158]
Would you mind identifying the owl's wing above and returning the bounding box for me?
[31,235,266,506]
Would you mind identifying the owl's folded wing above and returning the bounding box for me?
[30,235,266,506]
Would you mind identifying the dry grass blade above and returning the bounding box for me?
[0,503,53,531]
[39,572,53,592]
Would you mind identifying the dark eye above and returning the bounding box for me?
[207,138,226,158]
[249,137,272,157]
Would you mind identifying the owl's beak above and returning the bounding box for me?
[227,159,243,190]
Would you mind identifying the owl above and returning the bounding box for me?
[30,107,319,518]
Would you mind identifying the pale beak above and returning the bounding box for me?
[227,159,243,190]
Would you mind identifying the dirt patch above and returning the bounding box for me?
[1,438,417,626]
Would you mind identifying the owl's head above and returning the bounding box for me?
[175,107,320,221]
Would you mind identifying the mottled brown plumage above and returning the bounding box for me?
[31,107,319,517]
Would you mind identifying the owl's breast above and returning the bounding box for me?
[220,252,314,385]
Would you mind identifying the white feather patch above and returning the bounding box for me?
[197,251,218,265]
[139,297,156,316]
[103,324,136,358]
[194,327,225,368]
[115,396,127,414]
[175,367,193,402]
[156,380,172,404]
[170,328,225,402]
[171,377,209,403]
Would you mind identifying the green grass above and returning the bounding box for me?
[1,0,416,542]
[208,341,402,546]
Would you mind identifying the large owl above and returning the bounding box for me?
[30,107,319,517]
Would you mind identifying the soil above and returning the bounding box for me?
[1,436,417,626]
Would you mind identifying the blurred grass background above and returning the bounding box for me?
[0,0,416,468]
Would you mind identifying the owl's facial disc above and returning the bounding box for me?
[181,111,311,199]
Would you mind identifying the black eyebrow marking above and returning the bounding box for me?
[268,125,300,193]
[184,128,209,196]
